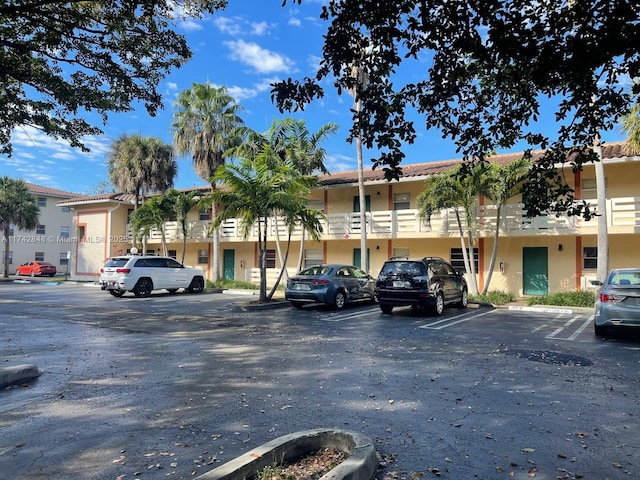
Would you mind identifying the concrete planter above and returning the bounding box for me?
[195,428,377,480]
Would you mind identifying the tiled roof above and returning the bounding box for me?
[26,183,82,199]
[57,185,212,206]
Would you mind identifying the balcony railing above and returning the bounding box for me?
[130,196,640,243]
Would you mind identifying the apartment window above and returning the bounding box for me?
[36,225,46,235]
[8,225,13,236]
[393,248,410,258]
[60,226,70,238]
[61,206,71,213]
[304,249,323,268]
[583,247,597,270]
[265,249,276,268]
[393,193,411,210]
[199,209,211,221]
[77,225,86,240]
[37,196,47,207]
[8,251,12,265]
[197,249,209,264]
[168,250,177,259]
[59,252,69,266]
[450,247,478,273]
[35,252,44,262]
[307,199,324,213]
[580,178,608,200]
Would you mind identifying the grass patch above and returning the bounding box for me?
[527,290,595,308]
[470,290,516,305]
[208,279,259,290]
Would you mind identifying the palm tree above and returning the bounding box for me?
[172,83,244,281]
[166,189,198,264]
[482,158,530,294]
[417,163,492,295]
[0,177,39,277]
[204,154,321,303]
[107,134,177,211]
[129,195,174,256]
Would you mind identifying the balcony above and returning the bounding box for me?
[134,197,640,244]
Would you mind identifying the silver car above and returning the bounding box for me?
[593,268,640,336]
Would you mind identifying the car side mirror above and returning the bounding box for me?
[590,280,603,287]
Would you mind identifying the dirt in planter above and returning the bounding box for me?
[255,448,348,480]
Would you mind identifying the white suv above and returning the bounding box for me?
[99,255,206,298]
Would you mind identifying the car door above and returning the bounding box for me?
[166,258,189,288]
[442,261,462,302]
[336,266,359,299]
[352,267,374,299]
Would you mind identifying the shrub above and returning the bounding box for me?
[207,279,259,290]
[470,290,516,305]
[527,290,595,308]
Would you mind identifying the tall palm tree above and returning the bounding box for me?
[482,158,530,294]
[0,177,39,277]
[204,155,320,302]
[417,163,492,295]
[172,83,244,281]
[166,189,198,264]
[107,134,177,211]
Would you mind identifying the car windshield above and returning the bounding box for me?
[608,270,640,286]
[298,266,332,276]
[381,262,426,276]
[104,258,129,268]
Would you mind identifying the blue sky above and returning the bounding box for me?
[0,1,629,195]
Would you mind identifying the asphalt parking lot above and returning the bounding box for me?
[1,281,639,480]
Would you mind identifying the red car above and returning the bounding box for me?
[16,261,57,277]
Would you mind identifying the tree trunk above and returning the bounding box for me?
[269,230,293,299]
[356,98,368,273]
[258,217,268,302]
[482,205,502,295]
[3,227,9,278]
[594,136,609,282]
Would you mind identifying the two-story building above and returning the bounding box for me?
[5,183,81,277]
[58,142,640,296]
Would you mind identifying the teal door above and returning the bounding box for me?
[523,247,548,295]
[223,249,235,280]
[353,248,370,271]
[353,195,371,212]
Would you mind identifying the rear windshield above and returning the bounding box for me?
[298,266,332,276]
[380,261,427,276]
[608,271,640,286]
[104,258,129,268]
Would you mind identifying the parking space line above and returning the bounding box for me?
[325,307,380,322]
[418,310,493,329]
[545,315,593,340]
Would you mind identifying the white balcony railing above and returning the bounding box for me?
[130,196,640,243]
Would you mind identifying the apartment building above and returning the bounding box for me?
[5,183,81,277]
[59,142,640,296]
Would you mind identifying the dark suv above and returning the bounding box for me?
[375,257,468,315]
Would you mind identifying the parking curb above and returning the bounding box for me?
[0,364,40,388]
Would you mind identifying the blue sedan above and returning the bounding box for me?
[593,268,640,336]
[285,264,376,309]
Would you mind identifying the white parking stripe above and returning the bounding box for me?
[325,307,380,322]
[545,315,593,340]
[418,310,493,329]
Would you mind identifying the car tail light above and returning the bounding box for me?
[116,268,131,273]
[100,268,104,273]
[311,279,330,285]
[600,293,622,303]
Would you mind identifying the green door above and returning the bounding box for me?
[523,247,548,295]
[353,195,371,212]
[353,248,370,270]
[223,249,235,280]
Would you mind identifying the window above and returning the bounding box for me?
[393,248,410,258]
[61,206,71,213]
[36,225,45,235]
[265,249,276,268]
[168,249,177,259]
[8,251,12,265]
[35,252,44,262]
[393,193,411,210]
[307,199,324,212]
[37,197,47,207]
[583,247,597,269]
[304,249,323,268]
[60,226,70,238]
[197,249,209,264]
[199,209,211,221]
[59,252,69,266]
[8,225,13,236]
[450,247,478,272]
[77,225,85,240]
[580,178,606,200]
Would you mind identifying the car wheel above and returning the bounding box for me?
[457,288,468,308]
[133,278,153,297]
[291,302,304,309]
[333,290,346,309]
[167,289,178,294]
[109,289,125,298]
[187,276,205,293]
[380,304,393,314]
[594,322,607,337]
[432,292,445,316]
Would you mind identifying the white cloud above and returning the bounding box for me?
[288,17,301,27]
[251,21,270,35]
[225,39,295,74]
[213,16,243,35]
[324,153,355,172]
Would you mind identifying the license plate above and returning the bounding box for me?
[392,280,405,288]
[107,281,117,287]
[294,283,310,290]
